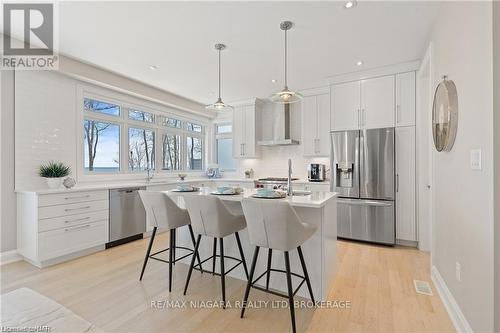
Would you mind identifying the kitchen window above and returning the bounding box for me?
[84,98,120,116]
[162,133,181,170]
[81,90,206,175]
[186,136,203,170]
[215,123,236,171]
[83,120,120,172]
[128,127,155,171]
[129,110,154,123]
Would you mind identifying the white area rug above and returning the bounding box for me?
[1,287,103,333]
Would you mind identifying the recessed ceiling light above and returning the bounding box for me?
[271,79,277,83]
[149,65,158,70]
[344,1,357,9]
[356,61,363,66]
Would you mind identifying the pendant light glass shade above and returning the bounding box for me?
[206,43,233,111]
[269,87,303,104]
[269,21,302,104]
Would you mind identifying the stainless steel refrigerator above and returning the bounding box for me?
[330,128,395,245]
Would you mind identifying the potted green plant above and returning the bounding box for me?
[39,161,71,189]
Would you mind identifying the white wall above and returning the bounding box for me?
[0,71,17,252]
[428,2,494,331]
[493,1,500,331]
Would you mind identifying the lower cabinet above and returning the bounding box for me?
[395,126,416,242]
[17,189,109,267]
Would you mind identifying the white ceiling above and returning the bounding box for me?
[56,1,440,105]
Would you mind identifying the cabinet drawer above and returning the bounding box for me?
[38,190,108,207]
[39,200,108,220]
[38,210,109,232]
[39,220,107,260]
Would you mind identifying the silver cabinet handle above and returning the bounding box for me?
[243,143,246,156]
[240,143,244,156]
[64,224,91,232]
[64,195,90,200]
[362,109,366,127]
[396,105,401,123]
[357,109,360,128]
[337,198,393,207]
[396,174,399,192]
[64,216,91,224]
[64,206,90,212]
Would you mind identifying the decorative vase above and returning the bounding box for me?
[45,177,64,189]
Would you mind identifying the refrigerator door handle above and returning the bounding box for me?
[337,198,393,207]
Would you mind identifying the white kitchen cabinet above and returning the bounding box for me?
[360,75,395,129]
[330,81,361,131]
[395,126,416,241]
[302,93,330,156]
[17,190,109,267]
[395,72,416,127]
[331,75,395,131]
[232,99,262,158]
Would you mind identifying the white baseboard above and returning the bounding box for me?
[431,266,473,333]
[0,250,22,265]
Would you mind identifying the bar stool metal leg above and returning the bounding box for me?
[172,228,176,266]
[235,232,249,279]
[266,249,272,290]
[219,237,226,308]
[188,225,203,273]
[284,251,297,333]
[184,234,202,295]
[241,246,260,318]
[297,246,315,303]
[168,229,174,292]
[139,226,157,281]
[212,238,217,275]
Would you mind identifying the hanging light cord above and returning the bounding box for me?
[218,47,222,100]
[284,28,288,89]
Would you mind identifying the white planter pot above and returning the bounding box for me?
[45,177,64,189]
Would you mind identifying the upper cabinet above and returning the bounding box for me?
[360,75,395,129]
[232,99,262,159]
[331,73,416,131]
[302,93,330,156]
[395,72,416,127]
[330,81,361,131]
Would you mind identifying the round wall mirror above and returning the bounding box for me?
[432,77,458,152]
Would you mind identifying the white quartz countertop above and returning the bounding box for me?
[16,178,330,195]
[168,187,337,208]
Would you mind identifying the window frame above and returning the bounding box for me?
[77,85,208,180]
[214,122,236,171]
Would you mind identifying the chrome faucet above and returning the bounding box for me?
[287,158,293,196]
[146,167,154,182]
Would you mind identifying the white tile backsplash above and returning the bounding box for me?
[238,145,330,180]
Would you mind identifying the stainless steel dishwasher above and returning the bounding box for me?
[106,187,146,248]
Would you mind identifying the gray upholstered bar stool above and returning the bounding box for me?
[240,198,317,333]
[182,195,249,308]
[138,191,202,292]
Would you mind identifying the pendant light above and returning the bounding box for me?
[206,43,233,111]
[269,21,303,104]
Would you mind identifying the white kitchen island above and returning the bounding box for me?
[167,188,337,302]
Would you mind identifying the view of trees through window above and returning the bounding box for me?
[187,136,202,170]
[83,96,203,174]
[129,128,155,171]
[84,120,120,172]
[162,134,181,170]
[83,99,121,172]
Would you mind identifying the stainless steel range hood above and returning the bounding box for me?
[257,103,299,146]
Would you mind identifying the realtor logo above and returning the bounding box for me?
[1,2,58,69]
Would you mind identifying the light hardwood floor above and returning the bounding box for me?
[1,233,454,332]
